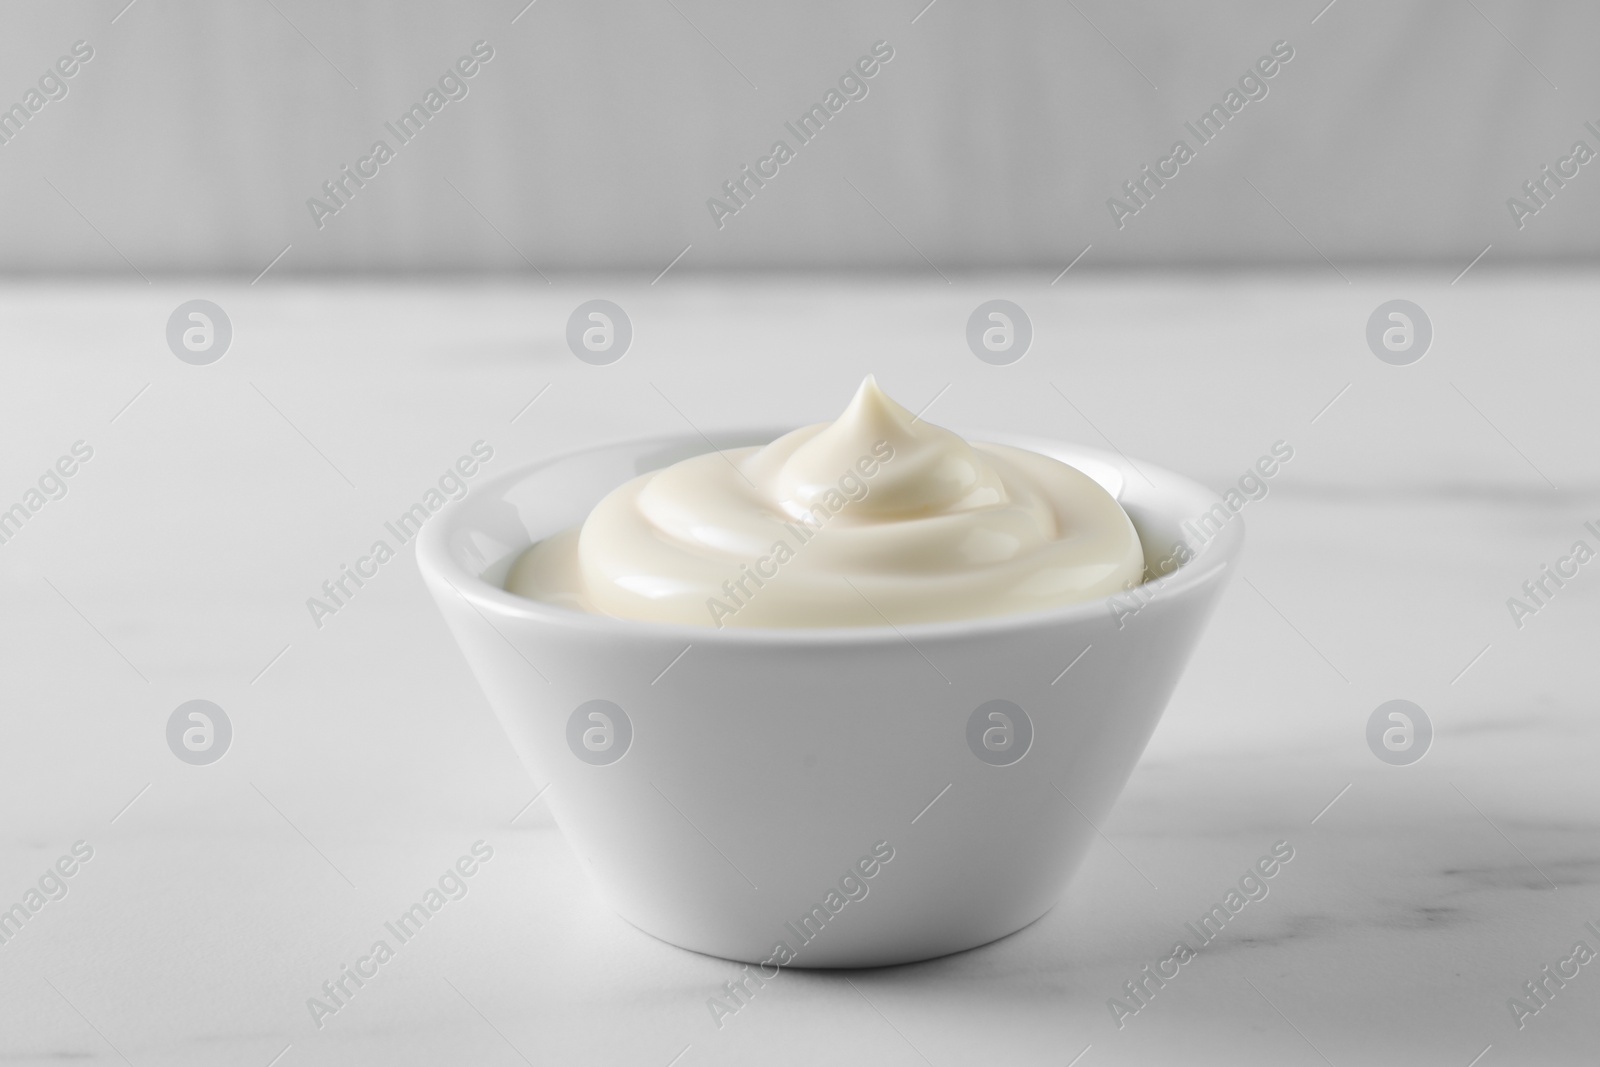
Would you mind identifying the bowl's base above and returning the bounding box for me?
[609,899,1058,970]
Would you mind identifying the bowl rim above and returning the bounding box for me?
[416,427,1244,645]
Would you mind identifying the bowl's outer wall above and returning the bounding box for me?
[417,433,1240,967]
[425,568,1230,967]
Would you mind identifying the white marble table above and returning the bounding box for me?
[1,273,1596,1065]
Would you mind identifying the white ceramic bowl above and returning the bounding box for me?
[417,430,1242,967]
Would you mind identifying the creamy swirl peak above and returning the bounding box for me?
[505,376,1146,627]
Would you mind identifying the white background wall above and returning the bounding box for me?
[1,0,1596,275]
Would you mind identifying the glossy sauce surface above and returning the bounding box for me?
[506,377,1145,627]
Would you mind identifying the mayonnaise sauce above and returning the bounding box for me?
[506,377,1144,627]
